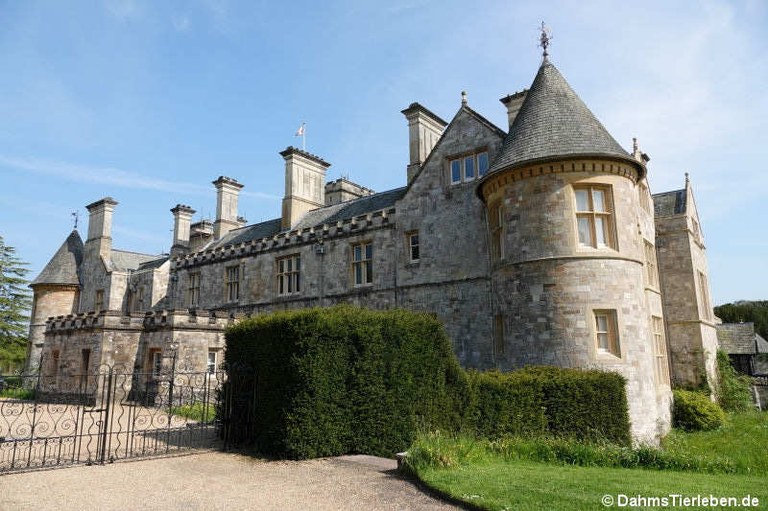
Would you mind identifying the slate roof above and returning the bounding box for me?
[207,218,283,250]
[206,187,407,251]
[110,250,165,272]
[717,323,768,355]
[652,189,687,217]
[31,230,83,287]
[488,59,641,175]
[294,187,406,230]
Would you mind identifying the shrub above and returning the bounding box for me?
[715,350,753,413]
[466,370,546,438]
[224,306,469,459]
[673,389,725,432]
[517,366,631,445]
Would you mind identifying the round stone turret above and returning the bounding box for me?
[478,59,669,444]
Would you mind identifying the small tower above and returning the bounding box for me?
[477,56,671,443]
[654,175,718,389]
[25,230,84,373]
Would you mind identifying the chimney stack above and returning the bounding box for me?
[401,103,446,184]
[280,146,330,229]
[499,90,528,129]
[170,204,196,256]
[212,176,244,239]
[85,197,118,261]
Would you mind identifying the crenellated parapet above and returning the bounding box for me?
[45,308,237,334]
[172,207,396,270]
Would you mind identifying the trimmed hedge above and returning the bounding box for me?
[672,389,725,432]
[468,367,631,445]
[225,306,632,458]
[225,306,469,458]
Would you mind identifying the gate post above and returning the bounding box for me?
[99,367,114,464]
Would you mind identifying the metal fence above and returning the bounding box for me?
[0,366,226,474]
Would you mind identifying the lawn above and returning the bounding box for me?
[420,461,765,511]
[662,412,768,474]
[406,412,768,511]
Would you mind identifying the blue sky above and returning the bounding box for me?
[1,0,766,305]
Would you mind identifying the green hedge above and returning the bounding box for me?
[468,367,630,445]
[672,389,725,432]
[224,306,632,458]
[224,306,468,458]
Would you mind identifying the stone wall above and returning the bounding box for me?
[655,186,718,389]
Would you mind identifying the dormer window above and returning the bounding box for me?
[450,151,489,185]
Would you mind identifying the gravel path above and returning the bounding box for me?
[0,452,463,510]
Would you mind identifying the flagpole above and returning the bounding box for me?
[302,122,306,151]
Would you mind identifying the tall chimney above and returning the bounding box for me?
[280,147,330,229]
[401,103,447,184]
[212,176,244,239]
[170,204,196,256]
[85,197,118,261]
[499,90,528,129]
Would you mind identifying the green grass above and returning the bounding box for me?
[419,460,765,511]
[170,402,215,423]
[662,412,768,474]
[405,413,768,510]
[0,387,35,400]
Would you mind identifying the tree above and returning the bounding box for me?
[0,235,32,373]
[714,300,768,340]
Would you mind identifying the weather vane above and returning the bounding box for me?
[538,21,552,59]
[71,211,79,230]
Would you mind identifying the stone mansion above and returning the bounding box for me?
[25,55,719,443]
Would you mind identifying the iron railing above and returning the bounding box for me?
[0,366,226,474]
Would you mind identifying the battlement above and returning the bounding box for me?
[172,206,396,270]
[45,308,236,333]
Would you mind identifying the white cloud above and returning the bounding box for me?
[0,155,208,196]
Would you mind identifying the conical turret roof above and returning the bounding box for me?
[488,59,641,175]
[31,230,83,287]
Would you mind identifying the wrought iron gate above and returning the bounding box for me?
[0,366,228,474]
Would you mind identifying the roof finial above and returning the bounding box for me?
[632,137,638,152]
[538,21,552,59]
[685,172,690,186]
[461,90,468,106]
[71,211,79,230]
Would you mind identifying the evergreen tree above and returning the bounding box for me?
[0,236,31,373]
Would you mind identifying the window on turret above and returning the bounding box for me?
[574,186,615,249]
[494,314,505,356]
[652,316,669,385]
[95,289,104,311]
[644,240,659,289]
[449,151,489,185]
[698,271,712,320]
[489,201,504,262]
[277,254,301,296]
[594,310,620,357]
